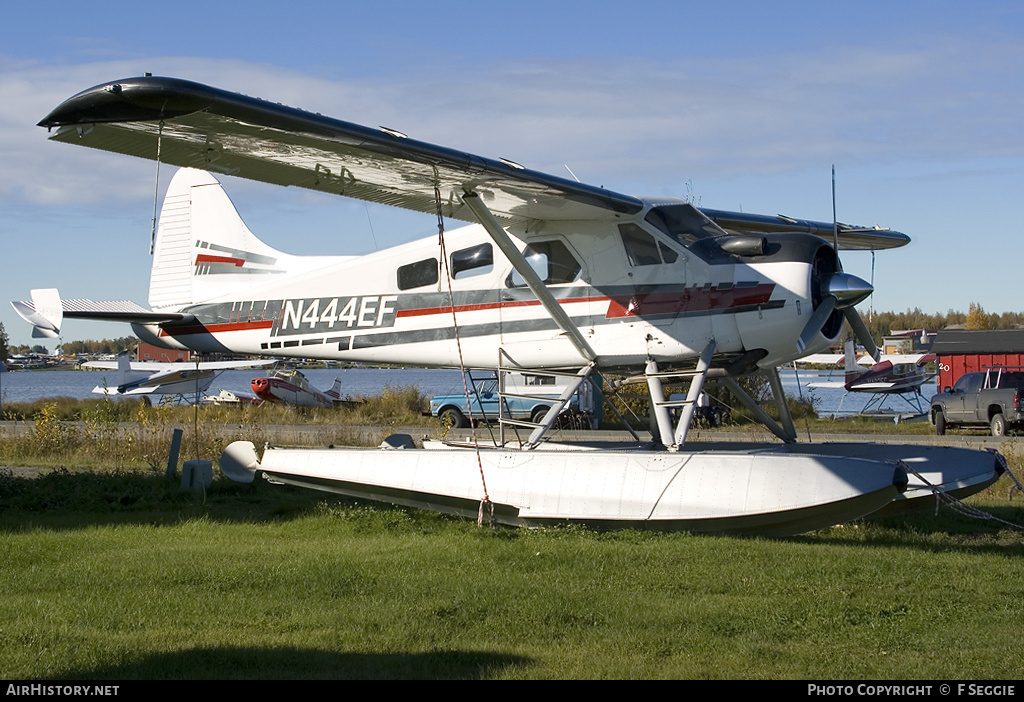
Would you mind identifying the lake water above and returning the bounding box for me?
[0,366,939,417]
[0,367,466,405]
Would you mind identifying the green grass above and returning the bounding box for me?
[1,468,1023,680]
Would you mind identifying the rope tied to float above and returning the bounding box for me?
[900,454,1024,531]
[989,448,1024,498]
[434,183,494,527]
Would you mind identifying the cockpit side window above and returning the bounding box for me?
[506,240,581,287]
[619,223,678,265]
[451,243,493,279]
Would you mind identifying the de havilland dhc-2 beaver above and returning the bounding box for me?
[13,76,1007,534]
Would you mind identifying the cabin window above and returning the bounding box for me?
[619,223,678,266]
[507,240,581,287]
[451,243,493,279]
[397,257,439,290]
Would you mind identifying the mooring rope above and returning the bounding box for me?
[791,362,813,442]
[990,448,1024,496]
[434,183,493,527]
[901,452,1024,531]
[149,120,164,256]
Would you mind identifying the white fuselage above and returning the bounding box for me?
[137,213,834,374]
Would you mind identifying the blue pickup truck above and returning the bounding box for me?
[429,374,592,428]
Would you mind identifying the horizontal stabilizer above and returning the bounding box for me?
[12,292,190,328]
[12,289,62,338]
[9,288,64,338]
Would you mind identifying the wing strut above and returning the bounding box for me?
[721,368,798,444]
[460,190,598,364]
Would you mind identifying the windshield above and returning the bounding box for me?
[645,204,723,246]
[474,379,498,395]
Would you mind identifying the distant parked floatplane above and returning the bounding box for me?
[251,369,354,408]
[798,337,937,417]
[12,75,1011,534]
[79,351,274,402]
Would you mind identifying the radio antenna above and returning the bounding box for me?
[832,165,839,251]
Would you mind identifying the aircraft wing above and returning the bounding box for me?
[806,380,846,388]
[876,353,937,365]
[38,76,644,226]
[796,354,844,365]
[38,77,909,249]
[702,209,909,251]
[798,352,936,366]
[81,359,275,371]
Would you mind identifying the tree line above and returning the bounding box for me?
[0,327,138,360]
[854,303,1023,341]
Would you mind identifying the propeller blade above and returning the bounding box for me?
[844,307,879,362]
[797,294,837,354]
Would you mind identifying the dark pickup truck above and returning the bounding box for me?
[930,368,1024,436]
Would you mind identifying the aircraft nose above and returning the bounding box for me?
[826,272,873,309]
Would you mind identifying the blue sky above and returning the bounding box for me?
[1,1,1022,347]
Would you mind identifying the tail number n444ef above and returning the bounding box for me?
[276,295,398,335]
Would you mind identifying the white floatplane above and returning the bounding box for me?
[13,76,1006,534]
[80,351,274,400]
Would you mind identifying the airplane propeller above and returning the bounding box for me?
[796,268,877,357]
[796,168,880,360]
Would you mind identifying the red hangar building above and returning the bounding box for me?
[932,329,1024,390]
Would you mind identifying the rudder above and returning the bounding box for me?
[148,168,293,310]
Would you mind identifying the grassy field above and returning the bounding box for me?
[1,394,1023,679]
[1,463,1023,680]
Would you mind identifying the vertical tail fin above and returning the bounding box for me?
[325,378,346,402]
[116,351,132,384]
[149,168,317,310]
[149,168,354,311]
[843,337,862,385]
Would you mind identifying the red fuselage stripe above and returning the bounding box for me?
[396,286,775,320]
